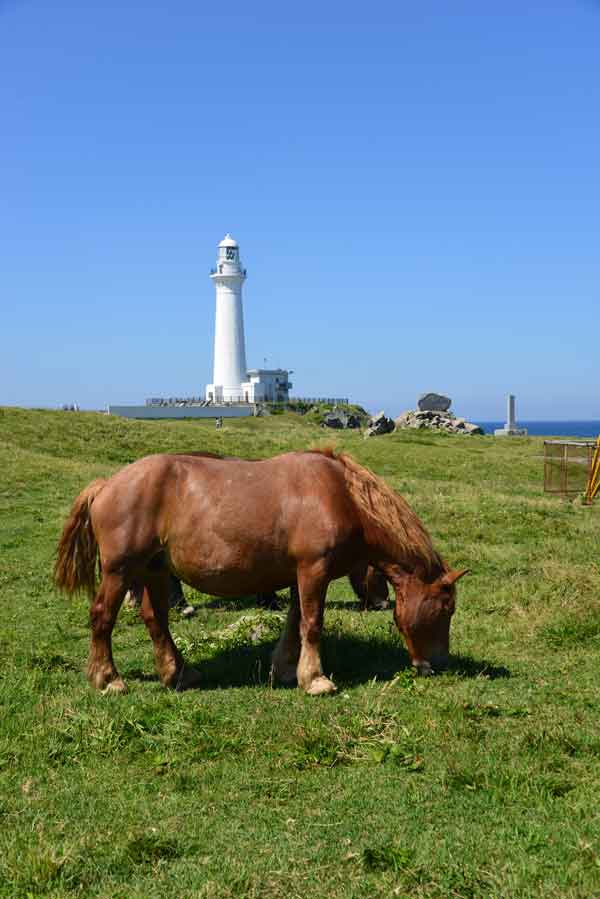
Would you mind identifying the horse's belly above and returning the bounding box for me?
[182,565,295,597]
[169,540,296,596]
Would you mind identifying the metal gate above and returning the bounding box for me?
[543,440,596,497]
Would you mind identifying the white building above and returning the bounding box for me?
[205,235,292,404]
[244,368,293,403]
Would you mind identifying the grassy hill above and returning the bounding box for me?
[1,407,599,898]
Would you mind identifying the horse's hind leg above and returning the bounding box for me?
[272,585,301,684]
[349,562,389,611]
[88,573,128,693]
[139,573,201,690]
[349,561,370,611]
[296,566,336,696]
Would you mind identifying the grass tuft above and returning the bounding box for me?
[123,832,189,865]
[362,844,415,872]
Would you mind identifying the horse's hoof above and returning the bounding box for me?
[101,678,128,695]
[180,605,196,619]
[174,665,202,691]
[413,661,433,677]
[123,591,138,609]
[367,599,390,611]
[305,676,337,696]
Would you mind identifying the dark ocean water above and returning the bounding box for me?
[476,421,600,438]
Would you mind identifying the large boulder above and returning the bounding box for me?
[365,411,395,438]
[417,393,452,413]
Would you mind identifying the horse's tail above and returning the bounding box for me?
[54,478,107,598]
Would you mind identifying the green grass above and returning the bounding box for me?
[1,406,599,898]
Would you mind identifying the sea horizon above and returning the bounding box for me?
[475,420,600,438]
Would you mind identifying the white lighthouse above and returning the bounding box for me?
[205,234,293,406]
[206,234,248,403]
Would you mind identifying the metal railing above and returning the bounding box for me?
[146,397,207,407]
[287,397,350,406]
[145,395,351,408]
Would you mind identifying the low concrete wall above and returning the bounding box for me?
[108,405,253,420]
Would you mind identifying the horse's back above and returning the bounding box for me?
[168,450,356,537]
[90,451,360,582]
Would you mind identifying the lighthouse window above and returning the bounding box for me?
[225,247,237,261]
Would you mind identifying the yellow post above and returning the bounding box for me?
[585,436,600,503]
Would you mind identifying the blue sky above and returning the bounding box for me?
[1,0,599,419]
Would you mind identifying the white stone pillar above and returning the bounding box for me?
[495,393,527,437]
[507,394,516,430]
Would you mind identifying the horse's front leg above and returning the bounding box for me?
[296,564,336,696]
[139,574,201,690]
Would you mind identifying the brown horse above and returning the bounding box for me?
[54,449,468,695]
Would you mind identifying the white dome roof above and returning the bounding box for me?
[218,233,238,248]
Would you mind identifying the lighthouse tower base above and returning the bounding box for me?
[205,382,253,404]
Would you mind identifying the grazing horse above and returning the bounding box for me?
[54,449,468,695]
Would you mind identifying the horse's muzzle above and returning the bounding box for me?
[413,653,449,676]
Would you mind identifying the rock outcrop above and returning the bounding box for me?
[365,411,395,437]
[322,407,361,429]
[395,409,483,435]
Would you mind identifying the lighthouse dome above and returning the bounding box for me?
[218,234,238,248]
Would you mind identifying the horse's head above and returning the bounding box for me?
[383,566,469,674]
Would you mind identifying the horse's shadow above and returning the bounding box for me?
[126,633,510,690]
[446,654,510,680]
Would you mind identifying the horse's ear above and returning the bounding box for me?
[440,568,470,587]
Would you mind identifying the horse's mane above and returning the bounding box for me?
[311,448,444,577]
